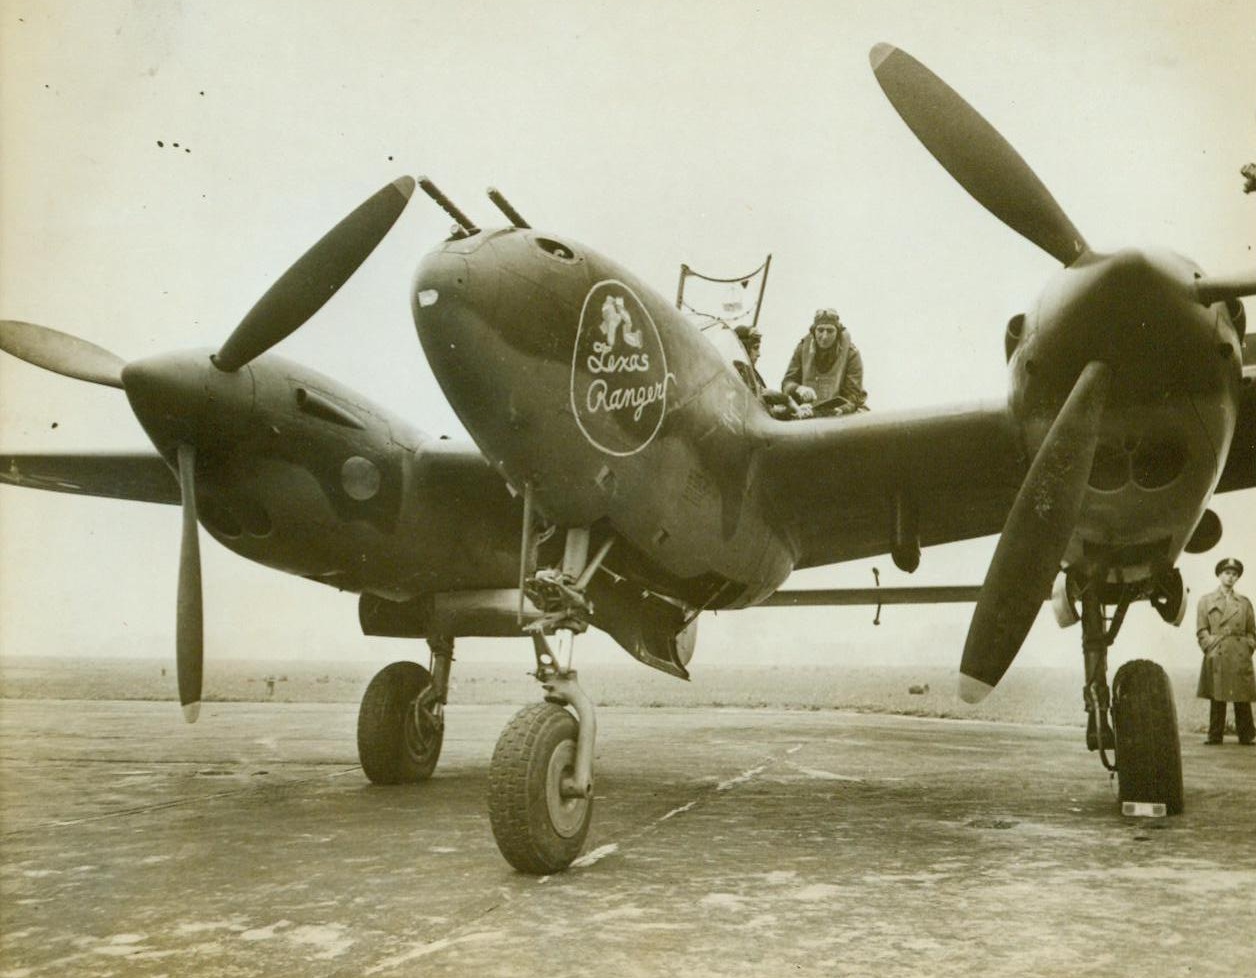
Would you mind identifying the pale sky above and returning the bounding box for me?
[1,0,1253,677]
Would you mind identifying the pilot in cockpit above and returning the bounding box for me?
[733,325,765,388]
[733,325,793,419]
[781,308,869,418]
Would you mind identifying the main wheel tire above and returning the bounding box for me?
[357,661,444,784]
[487,702,592,874]
[1112,658,1184,815]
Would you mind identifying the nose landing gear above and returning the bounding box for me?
[488,633,597,874]
[488,526,609,874]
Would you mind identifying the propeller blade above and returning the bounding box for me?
[869,44,1088,266]
[1196,271,1256,305]
[0,319,126,389]
[176,443,204,723]
[960,361,1111,702]
[213,176,416,372]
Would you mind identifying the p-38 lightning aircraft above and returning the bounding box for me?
[3,45,1254,874]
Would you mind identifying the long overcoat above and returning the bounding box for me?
[1195,586,1256,702]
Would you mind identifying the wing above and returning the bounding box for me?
[1216,365,1256,493]
[0,452,181,505]
[758,399,1027,569]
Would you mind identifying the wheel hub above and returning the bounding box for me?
[545,740,588,838]
[404,688,442,763]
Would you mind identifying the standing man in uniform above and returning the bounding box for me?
[781,308,868,418]
[1196,557,1256,745]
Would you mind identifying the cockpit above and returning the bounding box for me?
[693,317,763,394]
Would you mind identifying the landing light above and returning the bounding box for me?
[341,456,382,501]
[417,289,439,308]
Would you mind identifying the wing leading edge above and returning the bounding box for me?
[756,399,1027,570]
[0,452,181,505]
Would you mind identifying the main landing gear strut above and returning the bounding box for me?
[1061,572,1184,815]
[488,525,610,874]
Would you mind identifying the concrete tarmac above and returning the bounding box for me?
[2,699,1254,978]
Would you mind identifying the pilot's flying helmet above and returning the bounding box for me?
[812,308,841,328]
[734,325,761,349]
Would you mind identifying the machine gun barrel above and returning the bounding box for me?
[419,177,478,233]
[487,187,531,228]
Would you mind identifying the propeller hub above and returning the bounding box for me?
[1013,248,1233,424]
[1009,247,1240,576]
[122,350,256,453]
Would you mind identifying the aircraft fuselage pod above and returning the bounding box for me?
[412,227,795,609]
[412,228,1245,609]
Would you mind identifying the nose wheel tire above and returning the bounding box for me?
[1112,658,1184,815]
[357,661,444,784]
[488,702,593,874]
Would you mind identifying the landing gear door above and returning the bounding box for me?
[585,573,697,680]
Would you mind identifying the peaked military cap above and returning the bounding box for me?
[1215,557,1244,578]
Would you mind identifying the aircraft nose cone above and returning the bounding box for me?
[122,350,253,451]
[412,246,494,378]
[411,249,478,332]
[122,351,214,413]
[410,240,536,453]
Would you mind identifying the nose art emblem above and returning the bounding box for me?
[570,280,671,456]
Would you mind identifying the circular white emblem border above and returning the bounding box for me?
[569,279,670,457]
